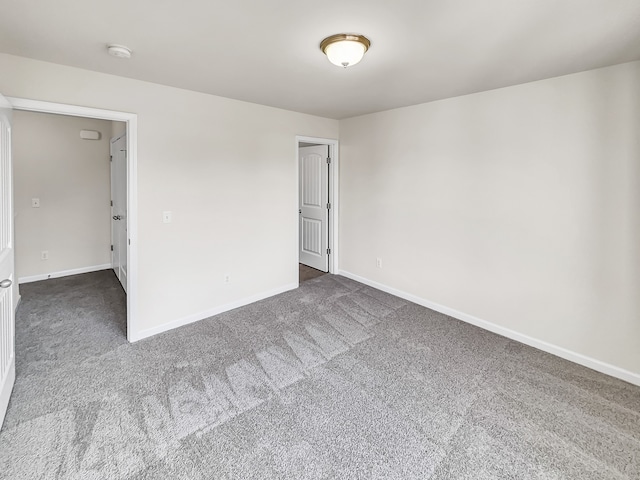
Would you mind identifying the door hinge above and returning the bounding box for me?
[110,245,114,252]
[110,200,113,207]
[326,157,331,164]
[110,155,113,162]
[327,248,331,255]
[327,202,331,210]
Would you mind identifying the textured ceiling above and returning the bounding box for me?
[1,0,639,119]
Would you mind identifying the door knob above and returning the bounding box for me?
[0,279,12,288]
[113,215,122,220]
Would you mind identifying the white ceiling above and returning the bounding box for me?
[1,0,639,119]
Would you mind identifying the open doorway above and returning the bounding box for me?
[8,97,138,341]
[12,110,128,337]
[296,136,339,284]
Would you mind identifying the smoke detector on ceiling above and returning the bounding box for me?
[107,44,132,59]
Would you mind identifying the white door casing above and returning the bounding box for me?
[299,145,329,272]
[110,133,127,292]
[8,98,138,342]
[0,93,15,429]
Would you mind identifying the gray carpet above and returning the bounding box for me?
[0,271,638,479]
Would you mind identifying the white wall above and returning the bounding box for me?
[111,120,126,139]
[0,53,338,336]
[3,52,636,379]
[339,61,640,376]
[13,111,112,280]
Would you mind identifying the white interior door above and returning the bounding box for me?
[0,93,15,429]
[110,133,127,292]
[299,145,329,272]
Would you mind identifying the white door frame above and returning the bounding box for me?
[295,135,339,278]
[7,97,139,342]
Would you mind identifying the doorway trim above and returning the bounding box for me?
[295,135,339,277]
[7,97,139,342]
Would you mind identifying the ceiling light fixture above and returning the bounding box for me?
[107,44,132,59]
[320,34,371,68]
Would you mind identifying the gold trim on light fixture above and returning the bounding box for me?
[320,33,371,68]
[320,34,371,54]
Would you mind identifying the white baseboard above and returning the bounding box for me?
[18,264,112,284]
[339,270,640,387]
[130,282,299,342]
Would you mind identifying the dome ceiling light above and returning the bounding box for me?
[320,34,371,68]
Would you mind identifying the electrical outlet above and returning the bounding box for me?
[376,258,382,268]
[162,211,172,223]
[32,198,40,208]
[224,274,231,284]
[41,250,49,260]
